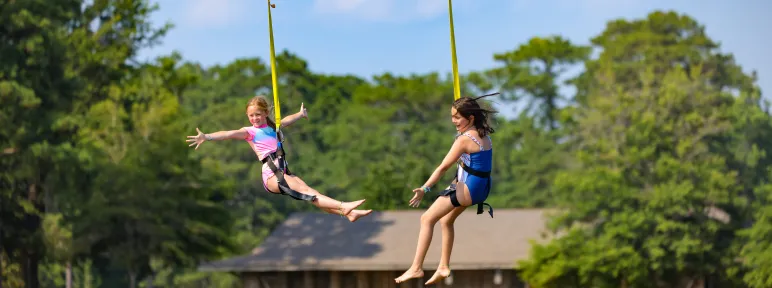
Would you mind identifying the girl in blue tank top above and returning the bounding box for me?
[395,94,498,285]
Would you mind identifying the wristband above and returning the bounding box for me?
[205,134,213,141]
[422,186,431,193]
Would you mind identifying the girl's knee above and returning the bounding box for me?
[421,212,439,225]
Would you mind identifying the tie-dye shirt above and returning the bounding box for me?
[243,124,282,189]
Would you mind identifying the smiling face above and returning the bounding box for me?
[246,105,268,127]
[245,95,274,127]
[451,106,473,132]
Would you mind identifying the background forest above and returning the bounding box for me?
[2,1,772,287]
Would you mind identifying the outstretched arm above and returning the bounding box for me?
[421,138,465,189]
[187,127,247,150]
[203,128,248,141]
[409,138,466,207]
[279,103,308,128]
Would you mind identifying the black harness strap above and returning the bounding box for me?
[436,162,493,218]
[438,186,461,207]
[260,146,316,202]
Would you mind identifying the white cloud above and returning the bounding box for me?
[185,0,249,27]
[416,0,447,18]
[313,0,471,23]
[555,0,642,18]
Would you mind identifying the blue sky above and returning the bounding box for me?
[139,0,771,111]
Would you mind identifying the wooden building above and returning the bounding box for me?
[198,209,553,287]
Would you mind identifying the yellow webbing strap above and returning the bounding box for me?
[267,0,281,128]
[448,0,461,100]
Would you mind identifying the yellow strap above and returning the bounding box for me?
[267,0,281,128]
[448,0,460,100]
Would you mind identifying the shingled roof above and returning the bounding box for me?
[198,209,553,272]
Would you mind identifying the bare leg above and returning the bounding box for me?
[283,175,373,221]
[426,205,466,285]
[394,196,456,284]
[266,175,366,216]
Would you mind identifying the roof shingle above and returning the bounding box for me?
[199,209,553,272]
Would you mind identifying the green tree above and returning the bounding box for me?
[481,36,588,208]
[574,11,755,105]
[485,114,569,208]
[489,36,589,130]
[41,213,73,288]
[734,88,772,288]
[519,11,767,287]
[1,0,168,286]
[70,65,236,287]
[521,63,746,287]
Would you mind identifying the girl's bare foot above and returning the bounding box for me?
[346,209,373,222]
[395,267,424,284]
[425,266,451,285]
[339,199,365,216]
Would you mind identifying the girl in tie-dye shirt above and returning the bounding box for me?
[186,95,371,222]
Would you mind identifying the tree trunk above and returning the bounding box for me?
[23,183,41,288]
[66,261,73,288]
[22,249,39,288]
[146,276,154,288]
[129,270,136,288]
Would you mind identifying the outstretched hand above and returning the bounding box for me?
[299,103,308,119]
[409,188,425,208]
[186,128,206,150]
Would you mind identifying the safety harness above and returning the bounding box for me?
[259,130,316,202]
[437,160,494,218]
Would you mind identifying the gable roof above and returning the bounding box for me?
[198,209,553,272]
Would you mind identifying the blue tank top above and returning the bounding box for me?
[456,132,492,183]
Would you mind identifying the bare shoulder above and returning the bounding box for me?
[452,132,472,153]
[462,130,492,150]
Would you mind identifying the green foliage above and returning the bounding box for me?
[39,259,101,288]
[2,2,770,288]
[518,11,769,288]
[739,180,772,287]
[489,36,590,130]
[522,66,744,287]
[486,114,569,208]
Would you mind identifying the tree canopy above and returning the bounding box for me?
[1,2,769,288]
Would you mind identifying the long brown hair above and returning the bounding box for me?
[246,95,282,140]
[452,93,499,137]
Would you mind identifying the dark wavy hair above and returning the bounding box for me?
[452,92,499,137]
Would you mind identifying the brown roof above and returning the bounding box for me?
[198,209,553,272]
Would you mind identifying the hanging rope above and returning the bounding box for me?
[267,0,281,128]
[448,0,461,100]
